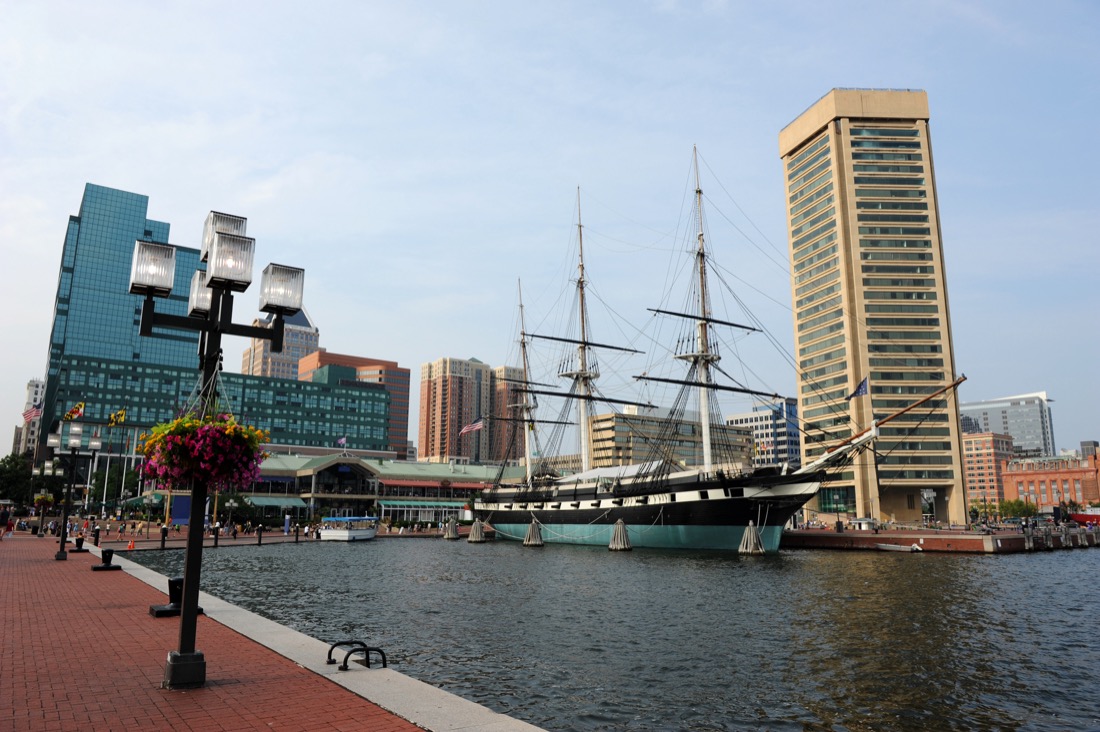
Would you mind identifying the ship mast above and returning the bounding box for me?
[671,148,720,474]
[517,281,536,483]
[564,187,596,472]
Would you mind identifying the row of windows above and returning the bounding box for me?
[796,325,844,352]
[787,144,832,182]
[856,200,929,211]
[865,316,941,327]
[861,251,933,262]
[790,182,834,217]
[791,207,836,239]
[850,140,922,149]
[857,213,930,223]
[798,307,843,332]
[855,188,926,199]
[797,294,842,320]
[868,343,942,353]
[849,162,919,172]
[868,357,944,368]
[865,303,938,314]
[786,134,830,173]
[850,128,920,137]
[795,268,839,298]
[793,232,837,262]
[796,282,841,310]
[862,264,935,274]
[860,239,931,249]
[801,360,846,381]
[854,176,926,186]
[791,219,837,250]
[863,278,936,288]
[851,152,922,164]
[864,290,937,300]
[801,374,848,393]
[799,347,845,371]
[791,195,835,227]
[793,244,837,274]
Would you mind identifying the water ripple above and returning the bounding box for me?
[133,541,1100,731]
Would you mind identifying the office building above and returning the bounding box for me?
[40,184,394,456]
[14,379,46,456]
[419,357,522,464]
[1002,454,1100,512]
[959,392,1056,457]
[590,406,752,469]
[726,398,802,470]
[242,309,320,380]
[778,89,966,525]
[297,349,411,456]
[961,432,1014,517]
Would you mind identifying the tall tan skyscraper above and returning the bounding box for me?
[419,357,522,464]
[778,89,966,525]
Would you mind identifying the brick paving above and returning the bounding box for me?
[0,530,423,732]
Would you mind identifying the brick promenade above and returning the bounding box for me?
[0,530,423,732]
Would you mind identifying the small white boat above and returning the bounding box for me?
[319,516,379,542]
[875,543,922,552]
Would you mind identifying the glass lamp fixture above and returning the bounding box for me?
[129,241,177,297]
[68,424,83,438]
[88,436,103,452]
[259,264,305,315]
[206,232,255,291]
[188,270,213,316]
[68,434,82,449]
[47,434,61,449]
[201,211,247,263]
[43,460,54,474]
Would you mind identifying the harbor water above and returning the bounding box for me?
[131,539,1100,731]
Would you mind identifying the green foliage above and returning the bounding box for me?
[0,452,34,505]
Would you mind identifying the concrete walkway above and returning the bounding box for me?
[0,530,543,732]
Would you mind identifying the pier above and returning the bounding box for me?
[782,524,1100,553]
[0,530,541,732]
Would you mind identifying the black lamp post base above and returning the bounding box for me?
[163,650,206,689]
[54,550,68,560]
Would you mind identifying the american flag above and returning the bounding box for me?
[337,436,347,446]
[459,417,485,436]
[22,402,43,423]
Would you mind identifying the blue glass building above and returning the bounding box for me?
[42,184,391,453]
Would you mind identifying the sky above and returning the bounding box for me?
[2,1,1098,452]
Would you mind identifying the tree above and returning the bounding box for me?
[0,452,33,505]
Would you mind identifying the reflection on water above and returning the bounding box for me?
[133,541,1100,731]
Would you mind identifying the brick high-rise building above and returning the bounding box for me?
[419,357,520,464]
[778,89,966,525]
[298,349,411,457]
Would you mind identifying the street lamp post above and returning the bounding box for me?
[46,424,102,560]
[129,211,303,690]
[224,499,238,537]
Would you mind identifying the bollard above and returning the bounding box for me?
[160,524,168,550]
[294,525,299,544]
[150,576,202,617]
[72,535,88,553]
[213,525,219,549]
[93,527,101,547]
[92,547,122,572]
[257,525,264,546]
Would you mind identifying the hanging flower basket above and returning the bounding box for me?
[139,413,269,490]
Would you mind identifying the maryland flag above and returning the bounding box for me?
[108,408,127,427]
[62,401,85,422]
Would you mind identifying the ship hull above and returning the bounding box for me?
[473,470,822,553]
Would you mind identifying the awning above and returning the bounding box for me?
[246,496,309,508]
[377,500,466,510]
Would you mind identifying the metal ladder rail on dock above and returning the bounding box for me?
[326,639,388,670]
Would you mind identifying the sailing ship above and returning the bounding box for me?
[473,149,941,553]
